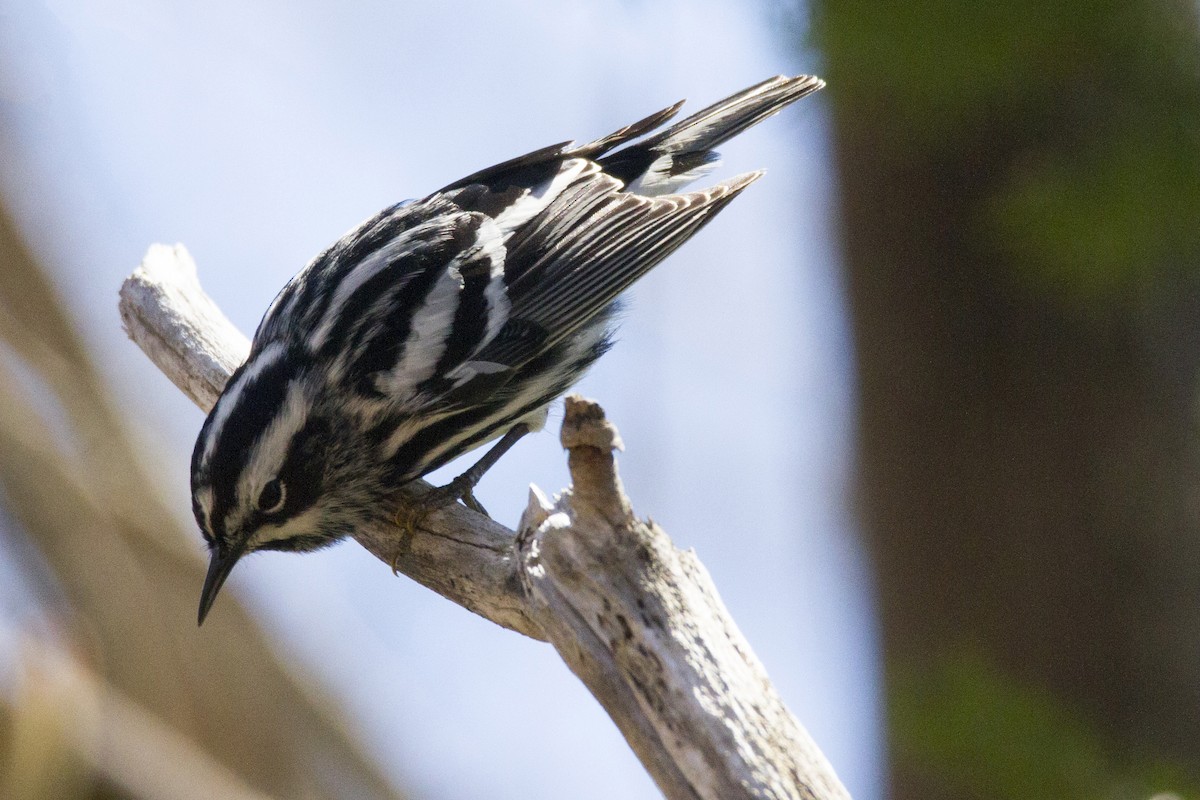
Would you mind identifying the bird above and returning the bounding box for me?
[190,74,824,624]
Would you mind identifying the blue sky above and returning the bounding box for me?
[0,1,880,797]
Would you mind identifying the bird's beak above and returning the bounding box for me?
[197,546,243,626]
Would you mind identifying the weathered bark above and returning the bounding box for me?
[119,244,852,800]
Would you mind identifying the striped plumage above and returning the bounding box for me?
[191,74,823,623]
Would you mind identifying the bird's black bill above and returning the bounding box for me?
[197,548,241,626]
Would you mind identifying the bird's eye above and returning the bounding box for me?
[257,478,286,514]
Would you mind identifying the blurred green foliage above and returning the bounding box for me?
[892,651,1200,800]
[813,1,1200,795]
[991,119,1200,297]
[814,0,1200,300]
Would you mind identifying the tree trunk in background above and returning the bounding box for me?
[814,2,1200,797]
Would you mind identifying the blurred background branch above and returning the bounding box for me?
[0,205,405,798]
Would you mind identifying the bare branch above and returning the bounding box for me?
[120,244,852,800]
[118,243,250,411]
[518,397,850,800]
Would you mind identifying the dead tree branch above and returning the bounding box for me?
[119,244,852,800]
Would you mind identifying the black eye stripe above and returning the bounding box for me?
[200,351,297,538]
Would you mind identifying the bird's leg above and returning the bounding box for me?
[392,423,532,560]
[426,421,532,514]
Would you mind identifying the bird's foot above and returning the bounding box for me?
[390,480,489,575]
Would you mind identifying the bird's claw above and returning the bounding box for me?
[460,489,488,517]
[389,481,489,575]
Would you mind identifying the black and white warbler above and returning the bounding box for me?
[191,74,823,624]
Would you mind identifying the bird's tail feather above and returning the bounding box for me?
[597,74,823,195]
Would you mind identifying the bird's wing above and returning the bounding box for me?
[252,75,821,408]
[456,161,759,371]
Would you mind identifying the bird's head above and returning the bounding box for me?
[190,343,367,624]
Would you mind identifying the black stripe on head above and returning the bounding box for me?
[275,415,331,515]
[193,347,297,544]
